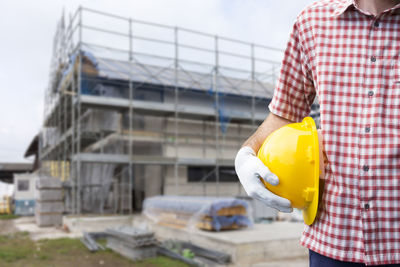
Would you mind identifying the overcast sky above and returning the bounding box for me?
[0,0,315,163]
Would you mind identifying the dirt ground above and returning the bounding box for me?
[0,219,18,235]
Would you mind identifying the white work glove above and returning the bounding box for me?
[235,146,293,213]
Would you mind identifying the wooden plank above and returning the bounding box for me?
[149,205,247,218]
[197,222,244,231]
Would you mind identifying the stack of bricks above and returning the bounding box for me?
[35,177,64,227]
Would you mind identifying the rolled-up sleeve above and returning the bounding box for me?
[268,20,316,122]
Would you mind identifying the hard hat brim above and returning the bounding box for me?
[301,117,320,225]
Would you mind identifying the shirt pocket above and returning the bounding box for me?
[392,61,400,85]
[384,61,400,129]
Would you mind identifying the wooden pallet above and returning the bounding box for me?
[150,205,246,218]
[156,213,246,231]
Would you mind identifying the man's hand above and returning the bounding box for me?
[235,146,293,213]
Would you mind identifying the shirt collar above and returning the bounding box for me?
[331,0,354,17]
[331,0,400,17]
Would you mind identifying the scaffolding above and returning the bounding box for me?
[40,7,317,215]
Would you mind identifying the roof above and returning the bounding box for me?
[24,134,39,158]
[94,56,275,99]
[57,50,275,100]
[0,163,33,172]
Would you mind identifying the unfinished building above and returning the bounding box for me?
[39,7,320,215]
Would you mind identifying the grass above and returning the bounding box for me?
[0,214,19,220]
[0,232,32,263]
[137,257,190,267]
[0,232,189,267]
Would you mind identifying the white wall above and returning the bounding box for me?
[13,173,36,200]
[163,118,256,159]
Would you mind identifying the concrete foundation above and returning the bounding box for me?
[63,215,134,233]
[135,217,308,266]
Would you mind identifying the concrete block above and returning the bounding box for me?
[36,177,62,189]
[107,237,157,261]
[35,213,63,227]
[36,201,64,213]
[36,189,62,201]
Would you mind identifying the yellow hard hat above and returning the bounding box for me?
[257,117,322,225]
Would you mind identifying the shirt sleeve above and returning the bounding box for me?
[268,20,316,122]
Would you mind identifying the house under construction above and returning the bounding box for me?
[39,7,319,215]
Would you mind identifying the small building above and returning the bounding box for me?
[13,173,36,216]
[0,163,33,184]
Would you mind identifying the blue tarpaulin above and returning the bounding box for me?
[143,196,253,231]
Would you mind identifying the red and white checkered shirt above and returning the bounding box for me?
[268,0,400,265]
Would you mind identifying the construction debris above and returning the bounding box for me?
[80,231,106,252]
[157,246,201,267]
[159,239,231,266]
[105,226,158,261]
[143,196,252,231]
[180,241,230,264]
[35,177,63,227]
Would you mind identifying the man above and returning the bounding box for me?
[235,0,400,266]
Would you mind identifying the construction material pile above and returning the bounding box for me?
[106,226,158,261]
[159,240,231,266]
[81,232,107,252]
[35,177,63,227]
[143,196,252,231]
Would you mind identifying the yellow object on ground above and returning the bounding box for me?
[0,196,12,214]
[257,117,321,225]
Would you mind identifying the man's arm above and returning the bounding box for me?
[243,113,294,153]
[235,112,294,213]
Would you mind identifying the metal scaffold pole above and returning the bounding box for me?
[71,57,76,214]
[77,6,83,214]
[214,35,220,197]
[173,27,179,195]
[128,18,133,214]
[63,85,67,179]
[61,14,67,189]
[57,81,61,181]
[251,44,256,128]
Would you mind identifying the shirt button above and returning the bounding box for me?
[371,56,376,62]
[368,91,374,97]
[363,165,369,172]
[374,21,379,28]
[364,203,370,210]
[365,126,371,133]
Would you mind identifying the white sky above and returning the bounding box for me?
[0,0,315,163]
